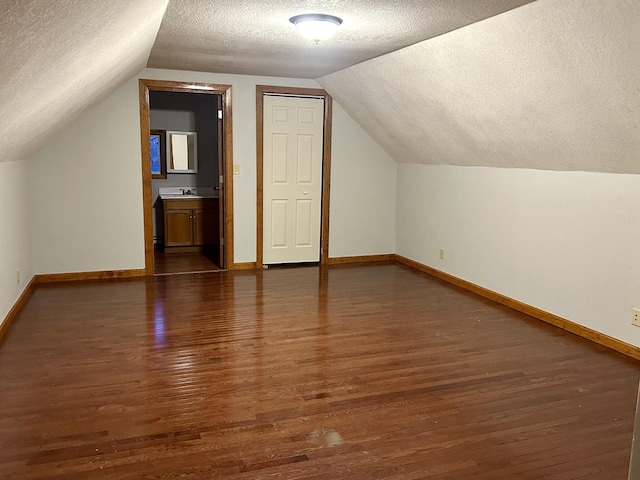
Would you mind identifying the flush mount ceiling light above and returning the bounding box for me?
[289,13,343,42]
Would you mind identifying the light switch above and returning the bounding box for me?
[233,164,240,175]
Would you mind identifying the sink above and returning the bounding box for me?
[158,187,219,200]
[160,193,218,199]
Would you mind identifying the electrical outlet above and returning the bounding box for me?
[439,248,445,260]
[16,270,20,284]
[233,164,240,175]
[633,308,640,327]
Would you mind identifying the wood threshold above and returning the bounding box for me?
[394,254,640,361]
[0,276,36,345]
[34,269,146,284]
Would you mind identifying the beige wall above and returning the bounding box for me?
[397,164,640,346]
[0,160,32,324]
[29,78,146,274]
[329,103,396,257]
[26,68,396,274]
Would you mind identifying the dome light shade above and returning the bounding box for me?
[289,14,343,42]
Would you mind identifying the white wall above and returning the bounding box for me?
[29,80,146,274]
[27,67,396,274]
[0,160,33,324]
[397,164,640,346]
[329,103,396,258]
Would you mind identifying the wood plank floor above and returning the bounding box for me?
[0,263,638,479]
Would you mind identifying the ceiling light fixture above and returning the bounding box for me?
[289,13,343,42]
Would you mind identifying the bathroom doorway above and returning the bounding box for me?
[139,79,234,276]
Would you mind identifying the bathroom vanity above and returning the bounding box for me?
[159,190,219,253]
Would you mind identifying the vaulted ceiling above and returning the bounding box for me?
[148,0,535,78]
[2,0,638,174]
[319,0,640,173]
[0,0,168,164]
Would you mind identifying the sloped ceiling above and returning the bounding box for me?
[4,0,637,175]
[0,0,168,163]
[318,0,640,174]
[148,0,534,79]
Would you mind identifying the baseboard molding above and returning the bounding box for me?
[232,262,257,270]
[0,276,37,345]
[34,269,146,284]
[394,254,640,361]
[326,254,394,265]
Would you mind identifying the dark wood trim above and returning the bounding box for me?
[0,277,36,346]
[233,262,258,270]
[34,269,146,284]
[256,86,328,97]
[138,80,229,94]
[255,85,333,269]
[139,81,154,275]
[138,79,234,273]
[326,254,394,265]
[320,96,333,266]
[222,89,235,270]
[256,88,265,269]
[394,254,640,361]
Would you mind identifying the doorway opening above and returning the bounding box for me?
[256,85,333,268]
[139,79,234,275]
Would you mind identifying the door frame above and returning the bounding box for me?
[138,79,234,274]
[256,85,333,268]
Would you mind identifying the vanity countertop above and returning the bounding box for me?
[158,187,218,200]
[159,193,219,200]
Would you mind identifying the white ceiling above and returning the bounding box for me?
[148,0,536,78]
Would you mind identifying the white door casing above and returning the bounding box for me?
[263,95,324,264]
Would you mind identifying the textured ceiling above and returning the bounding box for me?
[319,0,640,173]
[0,0,168,163]
[5,0,636,175]
[148,0,535,78]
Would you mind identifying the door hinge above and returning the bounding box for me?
[219,175,224,184]
[220,237,224,246]
[218,109,223,120]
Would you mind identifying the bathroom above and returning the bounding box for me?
[149,90,223,274]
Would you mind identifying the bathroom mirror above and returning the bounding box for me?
[167,131,198,173]
[150,130,167,179]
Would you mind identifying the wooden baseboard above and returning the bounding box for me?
[394,254,640,361]
[326,254,394,265]
[232,262,257,270]
[34,269,146,284]
[0,276,37,345]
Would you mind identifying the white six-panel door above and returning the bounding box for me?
[263,95,324,264]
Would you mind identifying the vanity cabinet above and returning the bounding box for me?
[163,198,219,252]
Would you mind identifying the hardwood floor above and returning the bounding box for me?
[1,263,638,479]
[154,248,220,275]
